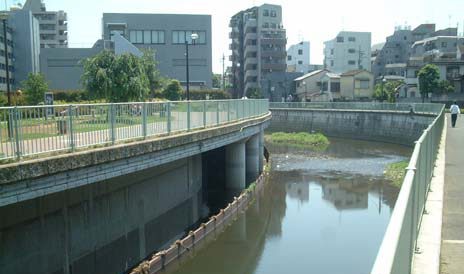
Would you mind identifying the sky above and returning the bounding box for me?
[11,0,464,73]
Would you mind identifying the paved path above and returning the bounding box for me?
[441,114,464,274]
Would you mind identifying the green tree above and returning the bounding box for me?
[437,80,455,93]
[21,73,49,105]
[212,74,222,89]
[418,64,440,102]
[81,50,159,102]
[141,49,163,93]
[162,80,183,101]
[246,88,263,99]
[373,80,403,103]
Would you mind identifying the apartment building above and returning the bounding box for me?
[102,13,212,89]
[287,41,310,73]
[23,0,68,48]
[229,4,287,97]
[324,31,371,74]
[371,24,457,79]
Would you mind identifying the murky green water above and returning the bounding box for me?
[168,138,411,274]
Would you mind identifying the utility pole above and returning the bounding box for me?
[222,53,226,90]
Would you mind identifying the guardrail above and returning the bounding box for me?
[269,102,443,115]
[0,99,269,161]
[370,104,445,274]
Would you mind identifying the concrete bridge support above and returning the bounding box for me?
[246,134,260,185]
[225,141,246,192]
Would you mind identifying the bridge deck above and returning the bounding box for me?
[441,114,464,274]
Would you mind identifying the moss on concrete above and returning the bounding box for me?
[265,132,330,150]
[385,160,409,188]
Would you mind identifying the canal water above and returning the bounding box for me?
[167,138,411,274]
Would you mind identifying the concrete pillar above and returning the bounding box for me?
[246,134,260,185]
[258,130,264,174]
[226,141,246,191]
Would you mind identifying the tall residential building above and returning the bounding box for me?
[22,0,68,48]
[287,41,310,73]
[229,4,287,98]
[323,31,371,74]
[102,13,213,89]
[0,19,15,92]
[371,24,457,78]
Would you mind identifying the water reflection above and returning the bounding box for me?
[169,139,410,274]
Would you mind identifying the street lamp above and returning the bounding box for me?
[381,77,387,102]
[185,32,198,101]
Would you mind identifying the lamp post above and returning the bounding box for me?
[185,32,198,101]
[381,77,387,102]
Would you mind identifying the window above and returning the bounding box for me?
[129,30,143,43]
[441,42,447,48]
[330,49,334,55]
[348,48,356,53]
[263,9,269,16]
[330,60,334,66]
[172,30,206,44]
[287,55,292,61]
[270,10,277,17]
[298,49,303,55]
[298,61,303,65]
[348,37,356,42]
[359,80,370,89]
[404,36,407,40]
[263,23,269,28]
[143,30,151,44]
[348,60,356,65]
[151,30,165,44]
[337,36,344,43]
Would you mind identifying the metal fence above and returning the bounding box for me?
[269,102,444,115]
[0,99,269,161]
[370,104,445,274]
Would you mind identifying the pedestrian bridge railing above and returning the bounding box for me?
[269,102,443,115]
[270,102,445,274]
[0,99,269,161]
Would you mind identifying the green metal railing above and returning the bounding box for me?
[270,102,445,274]
[269,102,444,115]
[0,99,269,161]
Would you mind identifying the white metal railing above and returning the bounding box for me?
[0,99,269,161]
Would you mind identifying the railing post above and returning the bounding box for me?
[187,101,191,131]
[142,102,147,139]
[68,105,75,152]
[203,100,207,128]
[13,107,21,160]
[167,102,171,134]
[227,100,230,122]
[110,104,116,144]
[216,101,220,125]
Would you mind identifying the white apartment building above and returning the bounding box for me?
[324,31,371,74]
[287,41,310,73]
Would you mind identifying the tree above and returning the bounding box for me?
[162,80,183,101]
[438,80,455,94]
[21,73,49,105]
[81,50,159,102]
[418,64,440,102]
[212,74,222,89]
[141,49,163,93]
[373,80,403,103]
[246,88,263,99]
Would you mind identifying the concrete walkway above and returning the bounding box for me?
[441,114,464,274]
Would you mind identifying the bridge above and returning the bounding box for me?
[0,100,455,274]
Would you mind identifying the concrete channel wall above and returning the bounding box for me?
[268,108,437,146]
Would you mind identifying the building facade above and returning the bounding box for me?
[102,13,213,89]
[340,69,374,100]
[23,0,68,48]
[324,31,371,74]
[287,41,310,73]
[371,24,457,79]
[229,4,287,98]
[0,19,15,92]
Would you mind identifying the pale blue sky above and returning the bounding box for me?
[11,0,464,73]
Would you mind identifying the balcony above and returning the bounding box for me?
[244,45,258,57]
[245,32,257,42]
[229,32,239,39]
[244,19,257,32]
[261,50,286,58]
[261,63,286,71]
[244,57,258,69]
[245,69,258,79]
[260,37,287,46]
[447,72,462,80]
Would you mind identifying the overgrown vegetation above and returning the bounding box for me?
[385,160,409,188]
[265,132,330,150]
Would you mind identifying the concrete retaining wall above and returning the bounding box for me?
[0,155,202,274]
[268,109,436,146]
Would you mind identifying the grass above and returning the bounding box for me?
[385,161,409,188]
[265,132,330,150]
